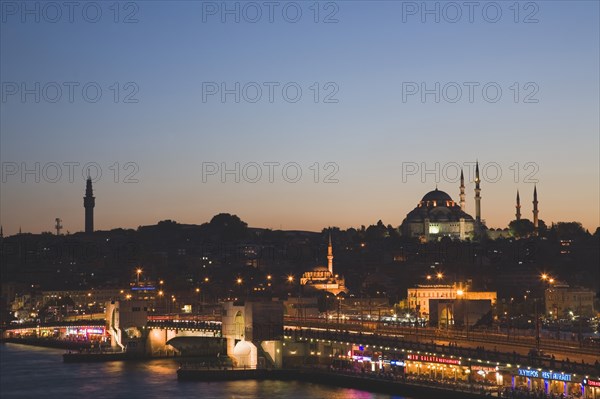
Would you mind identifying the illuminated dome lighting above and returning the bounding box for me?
[401,187,477,241]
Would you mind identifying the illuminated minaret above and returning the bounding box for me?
[84,175,95,234]
[459,169,466,211]
[532,185,539,234]
[515,190,521,221]
[327,233,334,274]
[474,161,481,222]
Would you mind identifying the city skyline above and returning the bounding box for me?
[0,169,596,236]
[2,2,599,398]
[1,1,599,234]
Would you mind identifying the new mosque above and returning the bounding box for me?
[300,234,348,295]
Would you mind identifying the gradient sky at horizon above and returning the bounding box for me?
[1,0,599,235]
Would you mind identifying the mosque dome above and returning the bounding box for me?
[421,189,453,203]
[403,187,475,223]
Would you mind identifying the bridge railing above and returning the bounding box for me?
[283,317,600,354]
[147,320,222,331]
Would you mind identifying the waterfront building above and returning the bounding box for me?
[583,378,600,399]
[513,367,584,397]
[404,353,472,384]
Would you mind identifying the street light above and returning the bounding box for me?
[136,268,143,285]
[456,289,468,339]
[541,274,555,285]
[157,290,164,314]
[436,272,443,280]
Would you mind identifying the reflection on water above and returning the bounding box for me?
[0,344,410,399]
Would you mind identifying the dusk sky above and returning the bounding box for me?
[1,1,599,235]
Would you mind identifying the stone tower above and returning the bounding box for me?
[84,176,95,233]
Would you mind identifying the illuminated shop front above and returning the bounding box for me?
[513,368,582,396]
[583,378,600,399]
[470,364,502,386]
[3,325,108,343]
[404,353,469,382]
[66,327,107,342]
[350,345,381,372]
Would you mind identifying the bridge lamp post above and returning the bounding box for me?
[136,268,143,286]
[266,275,272,292]
[235,277,243,299]
[287,275,295,298]
[456,289,468,340]
[195,288,202,314]
[158,290,164,314]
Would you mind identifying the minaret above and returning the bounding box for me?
[327,233,334,274]
[459,169,466,211]
[515,190,521,221]
[55,218,63,235]
[474,161,481,222]
[532,185,539,234]
[84,176,95,234]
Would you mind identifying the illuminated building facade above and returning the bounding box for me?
[407,283,497,319]
[300,234,348,295]
[544,283,596,318]
[401,188,477,241]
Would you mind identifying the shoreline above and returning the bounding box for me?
[177,368,492,398]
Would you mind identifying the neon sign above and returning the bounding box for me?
[406,354,460,365]
[518,369,572,382]
[583,379,600,388]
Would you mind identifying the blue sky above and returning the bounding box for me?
[1,0,599,234]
